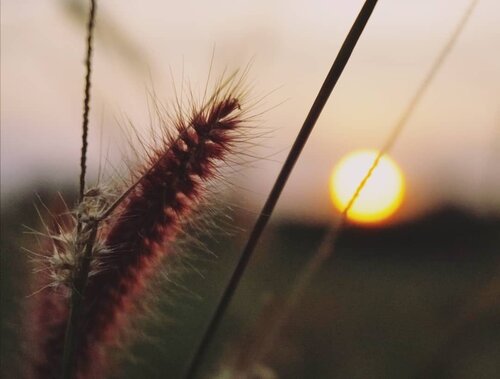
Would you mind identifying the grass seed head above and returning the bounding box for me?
[28,73,254,379]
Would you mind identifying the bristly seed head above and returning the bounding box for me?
[27,186,114,379]
[78,186,115,221]
[28,75,253,379]
[40,187,115,290]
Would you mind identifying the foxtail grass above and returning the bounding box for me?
[27,66,252,379]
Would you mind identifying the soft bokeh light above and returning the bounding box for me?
[330,150,405,224]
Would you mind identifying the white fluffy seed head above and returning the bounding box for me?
[77,186,116,221]
[34,185,116,290]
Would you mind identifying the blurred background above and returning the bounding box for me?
[1,0,500,378]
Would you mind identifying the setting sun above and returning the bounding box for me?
[330,150,405,224]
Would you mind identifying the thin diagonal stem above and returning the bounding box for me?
[79,0,97,203]
[374,0,480,158]
[244,0,480,370]
[182,1,378,378]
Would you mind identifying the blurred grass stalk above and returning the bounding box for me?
[225,0,481,376]
[183,1,379,378]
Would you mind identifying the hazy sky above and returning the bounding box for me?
[1,0,499,222]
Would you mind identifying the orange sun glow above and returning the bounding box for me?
[329,150,405,224]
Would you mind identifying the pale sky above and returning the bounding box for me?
[1,0,499,222]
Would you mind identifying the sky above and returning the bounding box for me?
[1,0,499,222]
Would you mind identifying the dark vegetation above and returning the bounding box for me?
[2,187,499,378]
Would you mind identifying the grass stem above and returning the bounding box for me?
[182,1,378,378]
[79,0,97,203]
[242,0,481,370]
[61,1,97,377]
[60,222,98,379]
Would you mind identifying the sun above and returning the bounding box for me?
[329,150,405,224]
